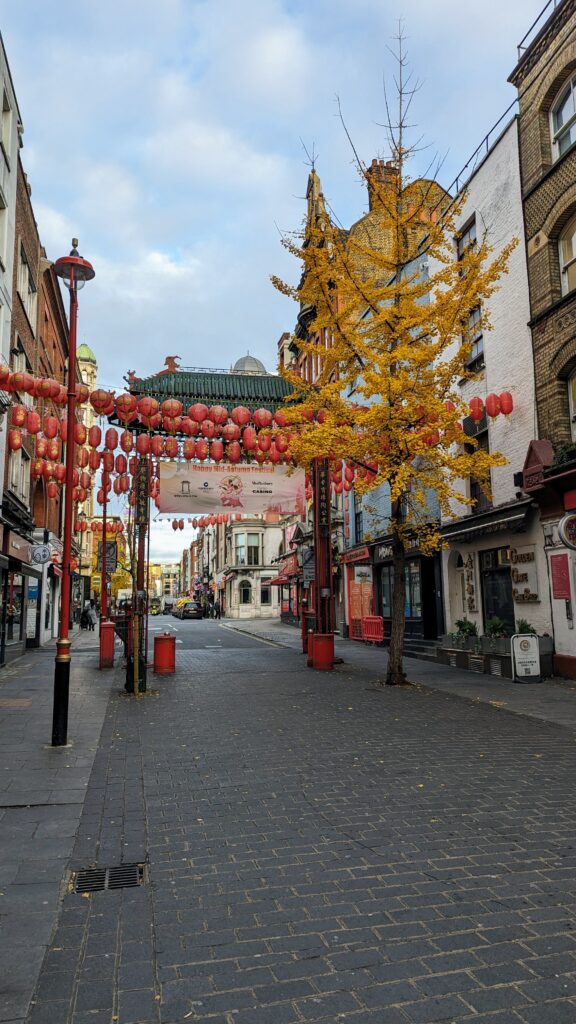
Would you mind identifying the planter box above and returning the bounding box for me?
[468,654,487,673]
[481,637,511,656]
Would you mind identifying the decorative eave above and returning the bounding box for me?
[509,0,574,87]
[127,369,293,413]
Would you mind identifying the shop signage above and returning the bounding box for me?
[7,532,31,563]
[97,541,118,573]
[135,458,150,525]
[374,537,419,562]
[550,553,572,600]
[341,546,370,564]
[26,580,38,640]
[316,459,331,532]
[159,462,306,516]
[511,634,541,682]
[302,545,315,584]
[281,553,299,576]
[354,566,372,584]
[559,513,576,551]
[464,553,477,613]
[31,544,51,565]
[510,545,539,604]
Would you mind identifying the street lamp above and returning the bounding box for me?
[52,241,95,747]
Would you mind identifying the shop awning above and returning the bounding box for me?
[268,575,289,586]
[441,499,535,544]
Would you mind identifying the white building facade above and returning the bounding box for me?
[440,118,553,642]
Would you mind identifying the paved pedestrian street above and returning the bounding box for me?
[6,621,576,1024]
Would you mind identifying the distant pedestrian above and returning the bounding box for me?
[87,600,98,632]
[214,599,221,620]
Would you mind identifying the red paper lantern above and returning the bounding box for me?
[72,469,80,487]
[178,519,184,530]
[254,450,267,464]
[183,439,196,460]
[8,428,22,451]
[150,435,165,458]
[54,464,66,483]
[231,406,251,426]
[189,403,209,423]
[210,440,224,462]
[116,393,138,422]
[180,416,194,436]
[0,364,10,387]
[316,408,328,424]
[76,447,89,468]
[163,415,182,434]
[32,458,44,479]
[499,391,514,416]
[102,451,114,473]
[135,434,150,456]
[120,429,133,453]
[469,396,484,423]
[9,371,34,393]
[11,404,26,427]
[104,427,117,451]
[138,396,159,418]
[242,427,257,451]
[275,434,289,453]
[80,471,91,490]
[46,481,58,499]
[43,415,59,439]
[201,419,216,439]
[424,430,440,447]
[47,439,60,461]
[89,449,101,471]
[227,441,241,463]
[269,442,281,464]
[222,422,240,442]
[208,405,228,425]
[90,389,114,414]
[443,399,456,413]
[165,437,178,459]
[172,520,178,531]
[36,437,47,458]
[113,477,122,495]
[161,398,183,418]
[74,422,87,446]
[192,518,198,529]
[75,383,90,404]
[258,433,271,452]
[26,409,41,434]
[300,407,314,422]
[253,407,273,428]
[195,439,208,461]
[129,456,138,475]
[485,393,501,418]
[115,454,127,474]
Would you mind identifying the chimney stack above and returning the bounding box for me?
[366,158,398,210]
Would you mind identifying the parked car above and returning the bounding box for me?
[180,601,203,620]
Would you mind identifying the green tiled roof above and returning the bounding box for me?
[129,371,293,412]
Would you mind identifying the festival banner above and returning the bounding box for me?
[158,462,306,515]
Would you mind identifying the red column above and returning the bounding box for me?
[311,458,334,670]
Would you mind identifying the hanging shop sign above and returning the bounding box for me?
[135,458,150,526]
[559,513,576,551]
[159,462,306,515]
[464,553,477,613]
[316,459,331,532]
[31,544,51,565]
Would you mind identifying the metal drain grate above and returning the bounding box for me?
[74,863,144,893]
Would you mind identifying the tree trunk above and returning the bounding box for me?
[385,524,407,686]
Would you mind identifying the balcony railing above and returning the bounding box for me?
[517,0,563,60]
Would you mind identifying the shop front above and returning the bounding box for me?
[372,540,443,641]
[341,546,373,640]
[276,553,300,626]
[0,531,41,664]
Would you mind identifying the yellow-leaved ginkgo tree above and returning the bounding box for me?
[272,39,516,686]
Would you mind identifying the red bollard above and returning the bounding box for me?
[154,632,176,675]
[99,619,115,669]
[312,633,334,671]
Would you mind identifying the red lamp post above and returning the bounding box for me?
[52,241,95,747]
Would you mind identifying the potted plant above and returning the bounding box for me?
[482,616,511,655]
[454,618,479,650]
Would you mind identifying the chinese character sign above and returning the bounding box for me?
[159,462,306,515]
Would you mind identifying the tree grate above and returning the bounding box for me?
[74,863,144,893]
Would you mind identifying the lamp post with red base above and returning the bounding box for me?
[52,241,95,747]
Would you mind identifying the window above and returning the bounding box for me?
[569,370,576,442]
[405,562,422,619]
[466,429,491,512]
[1,90,12,163]
[354,495,363,541]
[247,532,260,566]
[261,582,271,605]
[12,343,33,408]
[17,246,37,330]
[457,217,477,260]
[235,534,246,565]
[559,216,576,295]
[551,76,576,160]
[463,306,484,372]
[0,190,7,269]
[9,447,30,506]
[5,572,24,644]
[239,580,252,605]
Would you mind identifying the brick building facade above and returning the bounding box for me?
[511,0,576,676]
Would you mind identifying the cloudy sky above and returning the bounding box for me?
[2,0,546,561]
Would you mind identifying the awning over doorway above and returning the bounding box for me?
[441,499,535,544]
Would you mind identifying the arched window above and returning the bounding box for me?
[239,580,252,605]
[551,75,576,160]
[559,216,576,295]
[569,369,576,442]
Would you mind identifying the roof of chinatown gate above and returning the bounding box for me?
[127,369,293,413]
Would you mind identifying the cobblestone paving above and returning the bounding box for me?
[25,639,576,1024]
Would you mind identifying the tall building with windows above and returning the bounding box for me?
[510,0,576,676]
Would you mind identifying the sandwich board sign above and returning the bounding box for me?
[511,634,541,683]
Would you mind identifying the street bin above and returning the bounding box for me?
[313,633,334,671]
[154,632,176,675]
[99,619,115,669]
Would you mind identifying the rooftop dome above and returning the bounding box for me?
[231,352,268,375]
[77,343,97,365]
